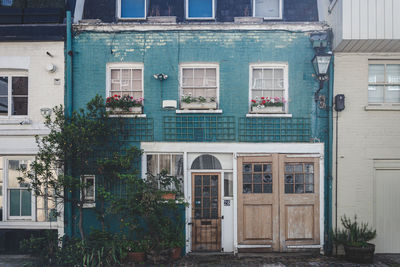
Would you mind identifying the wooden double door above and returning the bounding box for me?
[238,154,320,251]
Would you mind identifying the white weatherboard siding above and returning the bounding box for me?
[318,0,400,52]
[333,53,400,253]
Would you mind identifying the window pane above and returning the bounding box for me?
[159,154,171,174]
[387,65,400,83]
[188,0,213,18]
[369,64,384,83]
[262,69,273,89]
[121,0,145,18]
[182,68,193,87]
[12,97,28,115]
[224,172,233,197]
[193,69,204,87]
[9,189,20,216]
[252,69,262,89]
[8,160,22,187]
[205,69,216,86]
[368,86,384,102]
[172,155,183,177]
[12,77,28,95]
[146,154,158,176]
[86,178,94,199]
[385,86,400,103]
[21,189,31,216]
[0,76,7,95]
[0,97,7,116]
[255,0,280,18]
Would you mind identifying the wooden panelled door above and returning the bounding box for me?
[238,155,320,251]
[192,173,221,251]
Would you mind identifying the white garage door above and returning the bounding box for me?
[375,169,400,253]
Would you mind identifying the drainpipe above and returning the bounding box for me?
[66,10,73,237]
[326,55,334,255]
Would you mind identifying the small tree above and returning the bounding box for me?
[19,95,112,240]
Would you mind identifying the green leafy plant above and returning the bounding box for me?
[334,215,377,247]
[181,94,214,104]
[251,96,286,107]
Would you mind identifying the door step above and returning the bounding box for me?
[237,251,320,259]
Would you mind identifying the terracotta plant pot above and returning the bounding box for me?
[344,243,375,263]
[127,251,145,263]
[162,193,176,200]
[170,247,182,260]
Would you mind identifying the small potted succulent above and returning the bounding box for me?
[105,95,143,114]
[250,96,285,113]
[180,94,217,110]
[334,215,377,263]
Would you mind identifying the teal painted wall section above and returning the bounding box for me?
[72,30,323,141]
[70,29,329,239]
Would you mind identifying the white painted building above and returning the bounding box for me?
[0,41,65,240]
[318,0,400,253]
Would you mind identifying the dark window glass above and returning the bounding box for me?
[191,154,222,169]
[242,163,272,194]
[284,163,314,194]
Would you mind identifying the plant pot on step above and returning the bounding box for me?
[161,192,176,200]
[344,243,375,263]
[127,251,145,263]
[170,247,182,260]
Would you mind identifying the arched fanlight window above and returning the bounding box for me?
[191,154,222,170]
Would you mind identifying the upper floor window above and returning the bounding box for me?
[253,0,283,20]
[106,63,144,114]
[249,63,288,113]
[368,61,400,104]
[0,73,28,117]
[180,63,219,110]
[119,0,147,19]
[186,0,215,20]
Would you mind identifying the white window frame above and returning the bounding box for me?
[2,157,35,221]
[179,62,220,110]
[106,62,144,100]
[185,0,215,20]
[252,0,283,20]
[249,62,289,114]
[81,175,95,208]
[368,60,400,107]
[117,0,148,20]
[0,70,29,119]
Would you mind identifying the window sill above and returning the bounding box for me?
[185,17,216,21]
[109,114,146,118]
[0,117,31,125]
[246,113,292,118]
[365,104,400,111]
[176,110,222,114]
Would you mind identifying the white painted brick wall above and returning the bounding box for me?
[333,52,400,227]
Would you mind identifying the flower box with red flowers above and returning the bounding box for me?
[106,95,143,114]
[250,97,286,113]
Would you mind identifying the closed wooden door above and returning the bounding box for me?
[238,155,280,251]
[279,155,320,251]
[192,173,221,251]
[238,155,320,251]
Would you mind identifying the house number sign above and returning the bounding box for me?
[224,200,230,206]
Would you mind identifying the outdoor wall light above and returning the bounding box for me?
[311,52,332,82]
[153,73,168,81]
[40,107,52,117]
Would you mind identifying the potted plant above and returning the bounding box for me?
[169,228,185,260]
[334,215,377,263]
[105,95,143,114]
[125,239,150,263]
[250,96,285,113]
[180,94,217,110]
[153,169,182,200]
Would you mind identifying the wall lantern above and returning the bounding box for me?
[311,52,332,82]
[153,73,168,81]
[40,107,52,117]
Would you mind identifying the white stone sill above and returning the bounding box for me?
[365,105,400,111]
[109,114,146,118]
[176,110,223,114]
[0,117,31,125]
[246,113,292,118]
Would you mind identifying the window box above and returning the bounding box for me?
[180,102,217,110]
[147,16,177,23]
[251,105,284,113]
[106,106,142,114]
[234,17,263,23]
